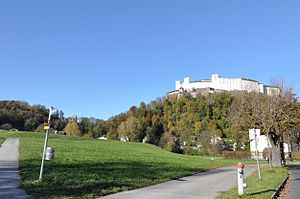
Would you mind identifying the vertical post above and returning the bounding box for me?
[237,163,245,196]
[39,107,52,180]
[254,129,261,179]
[39,129,49,179]
[266,132,272,170]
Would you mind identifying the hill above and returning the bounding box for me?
[0,131,252,198]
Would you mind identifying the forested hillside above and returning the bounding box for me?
[0,100,66,131]
[1,88,300,166]
[102,89,300,166]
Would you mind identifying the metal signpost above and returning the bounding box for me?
[39,107,56,180]
[250,128,261,179]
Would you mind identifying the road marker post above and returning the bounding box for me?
[236,162,246,196]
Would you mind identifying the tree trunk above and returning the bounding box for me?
[266,133,272,169]
[268,135,284,167]
[271,147,282,167]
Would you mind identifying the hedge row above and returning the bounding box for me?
[222,151,252,160]
[291,152,300,160]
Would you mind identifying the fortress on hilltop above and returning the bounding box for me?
[167,74,280,96]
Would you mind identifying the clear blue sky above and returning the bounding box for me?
[1,0,299,120]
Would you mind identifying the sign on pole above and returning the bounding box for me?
[249,128,260,137]
[39,107,57,180]
[249,129,262,179]
[44,125,50,130]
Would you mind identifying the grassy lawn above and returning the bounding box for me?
[218,167,287,199]
[0,137,5,146]
[1,131,259,199]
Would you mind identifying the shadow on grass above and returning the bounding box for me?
[19,160,207,198]
[248,189,276,196]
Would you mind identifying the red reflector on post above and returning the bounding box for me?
[236,162,245,169]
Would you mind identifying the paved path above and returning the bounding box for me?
[0,138,28,199]
[282,165,300,199]
[99,165,256,199]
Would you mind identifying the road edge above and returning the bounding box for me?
[271,172,289,199]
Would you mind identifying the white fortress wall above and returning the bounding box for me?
[190,81,212,90]
[211,75,243,91]
[265,86,280,96]
[240,79,261,93]
[259,84,265,93]
[173,74,280,96]
[176,77,212,91]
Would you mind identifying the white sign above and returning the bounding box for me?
[249,129,260,137]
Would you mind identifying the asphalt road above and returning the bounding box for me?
[99,165,256,199]
[0,138,28,199]
[282,165,300,199]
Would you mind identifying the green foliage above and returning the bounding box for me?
[0,131,257,199]
[0,123,12,130]
[102,90,299,159]
[78,117,93,136]
[145,118,163,145]
[3,87,299,160]
[34,124,45,132]
[160,127,182,153]
[0,100,66,131]
[117,117,142,141]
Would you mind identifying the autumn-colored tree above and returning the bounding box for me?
[0,100,66,131]
[106,113,126,139]
[160,127,182,153]
[117,117,142,141]
[64,120,81,136]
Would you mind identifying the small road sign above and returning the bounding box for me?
[44,125,50,130]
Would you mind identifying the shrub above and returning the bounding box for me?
[291,152,300,161]
[0,123,12,130]
[222,151,251,160]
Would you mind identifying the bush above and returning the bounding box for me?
[291,152,300,161]
[0,123,12,130]
[184,148,199,156]
[35,124,45,132]
[222,151,251,160]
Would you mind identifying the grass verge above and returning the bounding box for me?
[0,131,260,199]
[0,137,5,146]
[218,167,287,199]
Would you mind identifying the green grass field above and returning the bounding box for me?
[0,131,259,199]
[218,167,287,199]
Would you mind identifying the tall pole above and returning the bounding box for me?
[39,107,52,180]
[266,132,272,170]
[254,129,262,179]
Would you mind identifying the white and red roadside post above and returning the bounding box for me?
[236,162,246,196]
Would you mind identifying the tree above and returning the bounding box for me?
[117,117,142,141]
[145,116,164,145]
[0,100,65,132]
[106,113,126,139]
[64,120,81,136]
[160,127,182,153]
[93,119,107,138]
[229,87,300,167]
[78,117,93,136]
